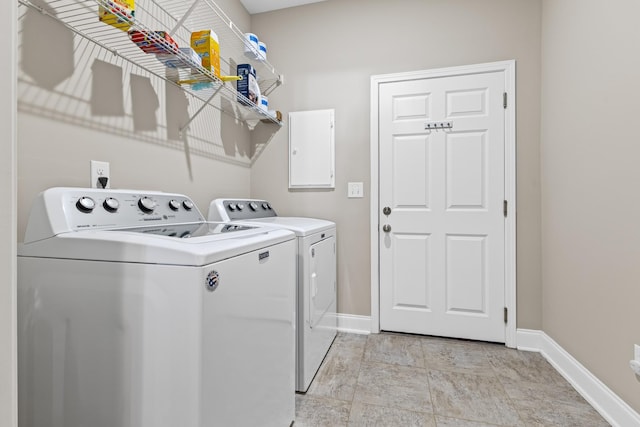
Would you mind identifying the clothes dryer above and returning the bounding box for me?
[209,199,337,392]
[18,188,296,427]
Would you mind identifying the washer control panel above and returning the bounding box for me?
[221,199,278,220]
[68,191,203,227]
[27,188,205,238]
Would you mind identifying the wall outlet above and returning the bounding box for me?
[90,160,110,189]
[347,182,364,198]
[629,345,640,378]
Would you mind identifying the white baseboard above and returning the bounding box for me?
[514,328,544,352]
[336,313,371,335]
[517,329,640,427]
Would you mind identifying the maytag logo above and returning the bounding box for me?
[258,251,269,261]
[205,270,220,292]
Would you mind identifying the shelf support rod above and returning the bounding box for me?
[179,84,224,135]
[170,0,203,35]
[262,75,284,97]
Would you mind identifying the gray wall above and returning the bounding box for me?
[2,1,17,425]
[541,0,640,412]
[250,0,543,327]
[17,0,256,240]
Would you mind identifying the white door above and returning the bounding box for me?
[379,70,506,342]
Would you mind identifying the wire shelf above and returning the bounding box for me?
[19,0,283,128]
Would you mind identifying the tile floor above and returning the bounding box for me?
[295,332,610,426]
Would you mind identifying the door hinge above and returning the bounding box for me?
[503,92,508,109]
[504,307,508,323]
[503,200,508,217]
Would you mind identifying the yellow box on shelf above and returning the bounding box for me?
[99,0,135,31]
[190,30,221,78]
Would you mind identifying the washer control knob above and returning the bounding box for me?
[249,202,258,211]
[261,202,269,210]
[237,203,245,211]
[76,196,95,213]
[228,203,237,211]
[138,196,156,213]
[168,199,180,211]
[182,200,194,211]
[266,203,272,210]
[103,197,119,213]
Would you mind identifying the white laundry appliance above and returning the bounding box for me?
[18,188,296,427]
[209,199,337,392]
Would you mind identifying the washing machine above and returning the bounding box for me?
[209,199,337,392]
[18,188,296,427]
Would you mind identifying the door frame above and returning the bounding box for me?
[369,60,517,347]
[2,0,18,424]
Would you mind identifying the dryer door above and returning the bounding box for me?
[309,236,336,328]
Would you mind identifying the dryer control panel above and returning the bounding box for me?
[210,199,278,221]
[24,187,205,243]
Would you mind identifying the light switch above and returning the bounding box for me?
[347,182,364,198]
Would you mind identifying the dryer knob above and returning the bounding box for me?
[76,196,95,213]
[182,200,194,211]
[138,196,156,213]
[103,197,119,213]
[237,203,245,211]
[168,199,180,211]
[261,202,269,210]
[249,202,258,211]
[228,203,237,211]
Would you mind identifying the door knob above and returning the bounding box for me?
[383,206,391,215]
[382,224,391,232]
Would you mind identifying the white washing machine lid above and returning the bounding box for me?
[227,217,335,237]
[18,222,295,266]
